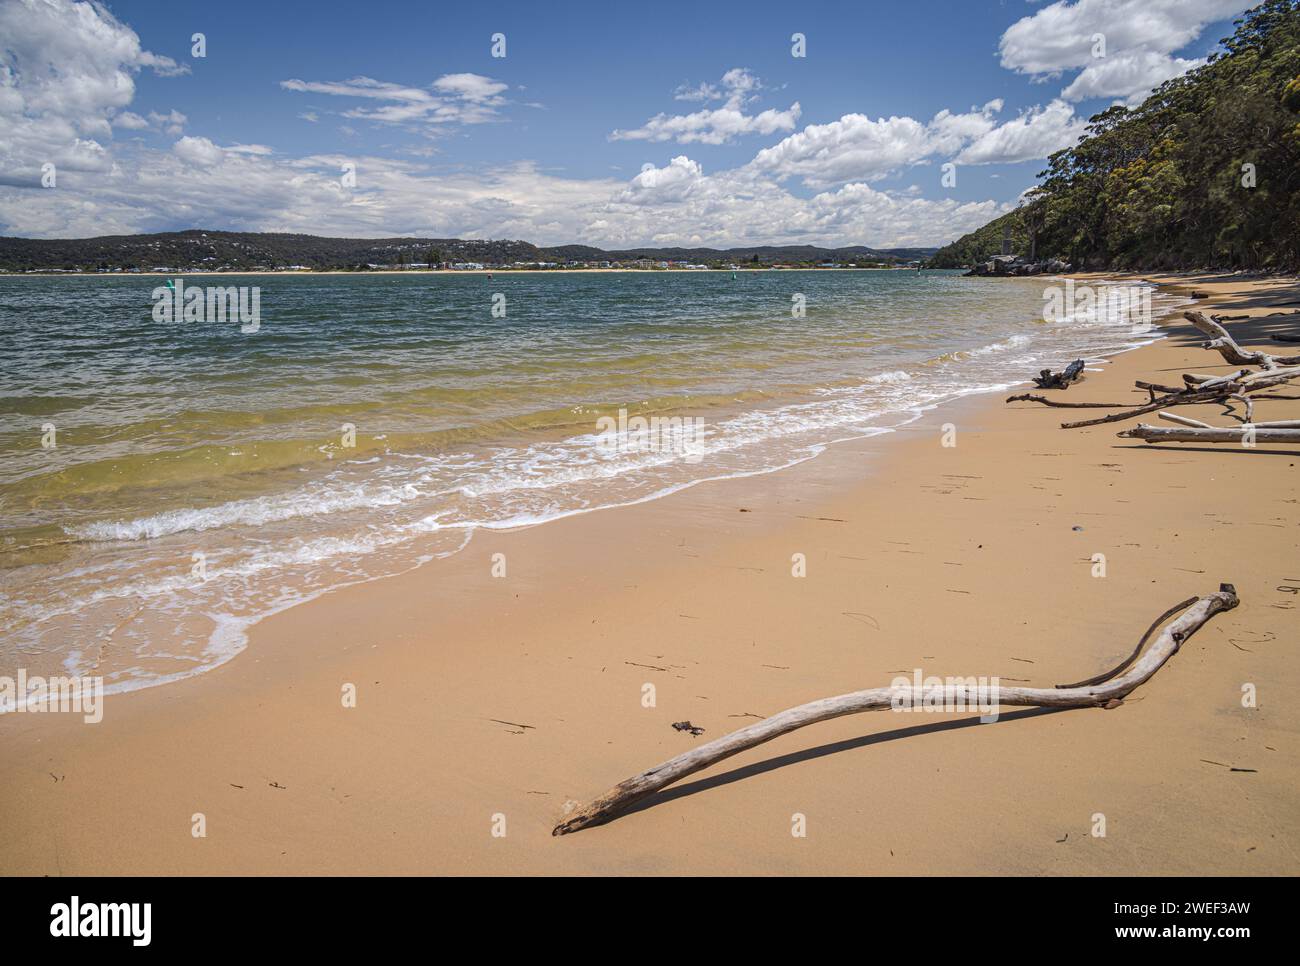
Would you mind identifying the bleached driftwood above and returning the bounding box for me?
[553,585,1239,835]
[1235,366,1300,391]
[1186,369,1251,391]
[1052,366,1300,429]
[1184,311,1300,369]
[1010,310,1300,429]
[1058,381,1254,429]
[1118,424,1300,444]
[1158,412,1213,429]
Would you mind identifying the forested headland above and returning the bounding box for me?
[931,0,1300,272]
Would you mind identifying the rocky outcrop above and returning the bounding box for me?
[965,254,1072,277]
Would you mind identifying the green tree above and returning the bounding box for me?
[930,1,1300,272]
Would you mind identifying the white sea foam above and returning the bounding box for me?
[70,482,423,541]
[4,274,1190,697]
[866,370,911,384]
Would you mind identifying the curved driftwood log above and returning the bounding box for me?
[553,585,1239,835]
[1185,311,1300,369]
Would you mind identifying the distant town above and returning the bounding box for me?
[0,229,936,274]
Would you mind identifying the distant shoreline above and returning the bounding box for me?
[0,266,923,278]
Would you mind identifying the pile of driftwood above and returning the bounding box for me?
[1007,311,1300,445]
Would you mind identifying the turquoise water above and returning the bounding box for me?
[0,269,1179,694]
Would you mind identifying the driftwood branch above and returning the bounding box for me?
[1058,382,1248,428]
[1135,380,1186,394]
[1054,595,1199,689]
[1226,392,1254,424]
[1118,424,1300,444]
[1158,411,1213,429]
[1052,367,1300,429]
[1184,311,1300,369]
[1008,311,1300,429]
[1237,366,1300,391]
[1032,359,1085,389]
[553,585,1239,835]
[1005,393,1130,408]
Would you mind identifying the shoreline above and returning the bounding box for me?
[2,271,1297,875]
[2,271,1174,701]
[0,266,917,277]
[4,267,1296,280]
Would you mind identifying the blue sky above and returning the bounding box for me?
[0,0,1254,247]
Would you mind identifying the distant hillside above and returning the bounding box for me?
[0,232,537,272]
[569,244,938,264]
[0,230,936,272]
[929,0,1300,272]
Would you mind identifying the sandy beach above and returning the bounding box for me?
[2,271,1297,876]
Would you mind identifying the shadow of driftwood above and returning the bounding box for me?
[1159,309,1300,352]
[618,706,1068,821]
[1115,443,1300,456]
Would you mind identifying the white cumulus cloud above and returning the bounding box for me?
[0,0,187,184]
[0,0,1097,248]
[955,99,1088,165]
[999,0,1249,102]
[612,68,800,145]
[748,101,1014,188]
[1061,50,1205,104]
[172,135,224,167]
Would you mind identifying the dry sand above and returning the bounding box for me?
[3,271,1297,875]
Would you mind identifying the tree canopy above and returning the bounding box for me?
[931,1,1300,271]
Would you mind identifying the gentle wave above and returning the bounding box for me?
[69,483,423,542]
[0,271,1187,697]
